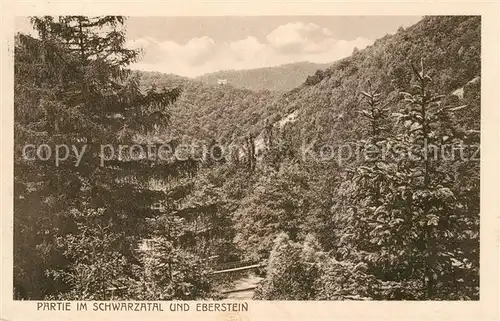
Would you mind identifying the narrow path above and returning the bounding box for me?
[222,273,264,300]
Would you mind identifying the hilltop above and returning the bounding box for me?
[195,61,332,92]
[254,16,480,147]
[136,16,480,147]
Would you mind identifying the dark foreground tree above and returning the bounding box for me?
[14,16,213,300]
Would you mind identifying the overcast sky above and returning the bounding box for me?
[16,16,422,77]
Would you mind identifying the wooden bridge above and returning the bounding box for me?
[106,258,267,299]
[211,263,264,275]
[210,261,267,299]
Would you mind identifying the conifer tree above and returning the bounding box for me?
[337,60,479,299]
[14,16,197,300]
[246,133,256,171]
[389,59,479,299]
[335,81,391,269]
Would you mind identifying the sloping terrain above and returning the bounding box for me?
[195,61,331,92]
[268,16,480,147]
[137,16,480,147]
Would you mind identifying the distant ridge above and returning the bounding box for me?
[135,16,480,145]
[195,61,332,92]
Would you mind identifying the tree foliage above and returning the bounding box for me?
[14,16,214,300]
[14,16,480,301]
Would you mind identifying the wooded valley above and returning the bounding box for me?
[14,15,480,300]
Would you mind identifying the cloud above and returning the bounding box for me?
[266,22,333,54]
[129,22,374,77]
[159,36,217,66]
[15,17,374,77]
[228,36,265,62]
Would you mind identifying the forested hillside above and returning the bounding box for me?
[268,16,480,146]
[162,81,280,141]
[136,16,479,147]
[195,61,331,92]
[136,73,282,141]
[14,15,480,301]
[242,15,481,300]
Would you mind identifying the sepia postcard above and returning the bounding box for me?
[1,1,499,321]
